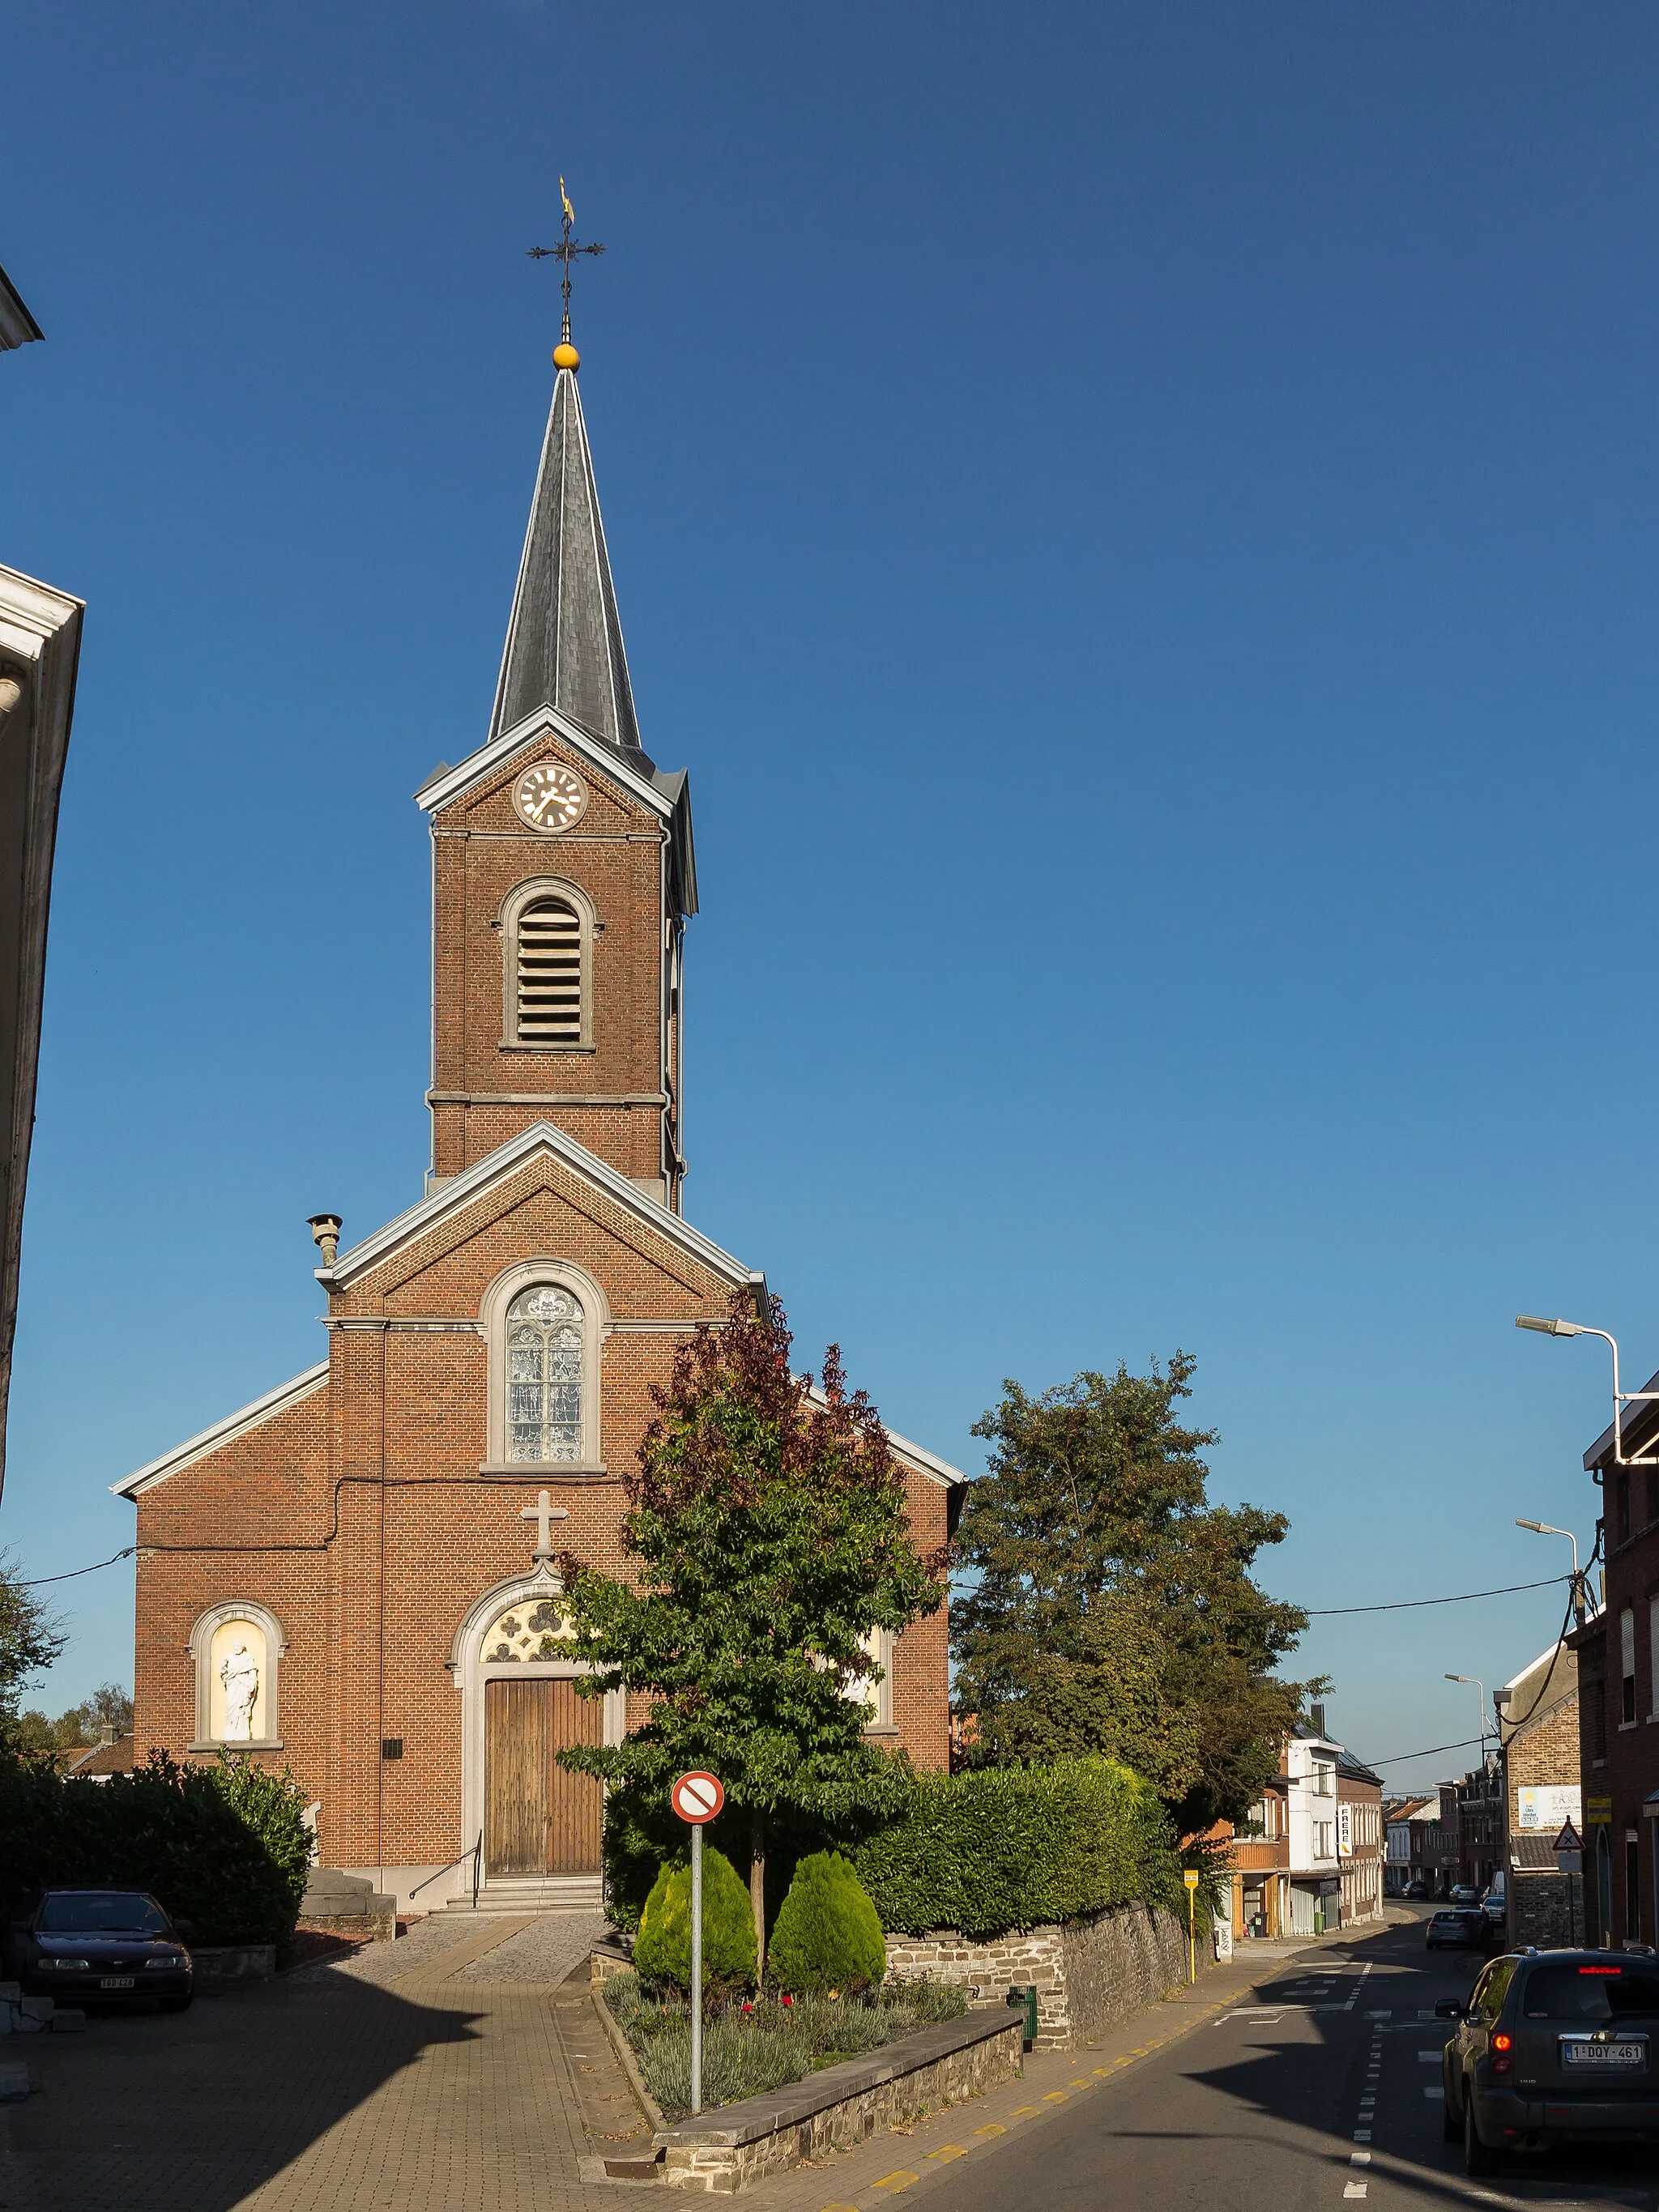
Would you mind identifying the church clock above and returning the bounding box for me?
[513,761,589,833]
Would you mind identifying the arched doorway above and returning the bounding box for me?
[450,1566,623,1899]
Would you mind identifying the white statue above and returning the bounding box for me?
[220,1640,260,1740]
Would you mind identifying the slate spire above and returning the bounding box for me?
[489,362,650,769]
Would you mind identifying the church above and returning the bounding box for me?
[116,310,965,1910]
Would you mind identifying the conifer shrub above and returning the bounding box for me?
[766,1851,887,1994]
[853,1755,1182,1937]
[633,1846,757,1997]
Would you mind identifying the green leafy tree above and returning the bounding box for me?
[633,1847,757,1999]
[767,1851,887,1994]
[0,1554,67,1752]
[559,1294,946,1971]
[952,1355,1313,1831]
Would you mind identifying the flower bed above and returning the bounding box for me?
[603,1972,967,2117]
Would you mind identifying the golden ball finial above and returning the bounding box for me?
[552,341,580,372]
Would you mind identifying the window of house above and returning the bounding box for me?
[500,879,594,1051]
[506,1285,585,1463]
[1623,1607,1637,1726]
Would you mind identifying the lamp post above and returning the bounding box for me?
[1515,1518,1584,1625]
[1515,1318,1659,1471]
[1447,1674,1491,1896]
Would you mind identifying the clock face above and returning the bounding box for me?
[513,761,590,833]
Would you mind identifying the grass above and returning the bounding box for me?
[603,1972,969,2117]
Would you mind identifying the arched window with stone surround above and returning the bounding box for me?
[507,1284,585,1463]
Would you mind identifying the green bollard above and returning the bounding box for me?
[1006,1984,1038,2051]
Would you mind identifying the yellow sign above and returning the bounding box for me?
[1183,1869,1201,1889]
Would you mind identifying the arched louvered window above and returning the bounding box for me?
[506,1284,585,1463]
[515,896,582,1046]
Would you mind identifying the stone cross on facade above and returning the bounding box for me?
[521,1488,569,1560]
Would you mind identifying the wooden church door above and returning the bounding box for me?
[484,1677,604,1876]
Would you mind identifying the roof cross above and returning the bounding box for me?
[521,1487,569,1560]
[527,177,607,350]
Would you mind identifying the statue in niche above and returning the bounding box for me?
[220,1640,260,1740]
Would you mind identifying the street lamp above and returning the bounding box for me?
[1516,1518,1584,1624]
[1445,1673,1490,1758]
[1515,1317,1659,1470]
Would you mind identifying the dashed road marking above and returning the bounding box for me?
[1350,2152,1371,2165]
[1344,2184,1368,2199]
[1041,2091,1068,2103]
[1353,2129,1372,2142]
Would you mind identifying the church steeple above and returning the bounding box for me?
[488,360,650,770]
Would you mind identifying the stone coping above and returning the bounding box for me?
[654,2007,1018,2152]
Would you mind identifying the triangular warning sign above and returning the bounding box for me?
[1555,1820,1583,1852]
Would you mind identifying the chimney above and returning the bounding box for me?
[1311,1701,1328,1740]
[307,1213,343,1268]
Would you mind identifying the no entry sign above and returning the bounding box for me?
[672,1771,725,1825]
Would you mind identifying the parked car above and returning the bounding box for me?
[1427,1907,1489,1950]
[2,1888,193,2010]
[1481,1890,1506,1929]
[1404,1879,1431,1899]
[1449,1884,1481,1903]
[1439,1950,1659,2173]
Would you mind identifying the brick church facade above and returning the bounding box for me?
[117,339,963,1908]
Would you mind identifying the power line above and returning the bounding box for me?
[1306,1571,1571,1617]
[15,1546,136,1587]
[1364,1734,1486,1766]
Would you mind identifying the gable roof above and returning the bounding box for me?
[413,705,697,921]
[112,1362,329,1498]
[318,1119,764,1298]
[802,1381,966,1491]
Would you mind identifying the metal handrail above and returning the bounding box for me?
[409,1831,484,1903]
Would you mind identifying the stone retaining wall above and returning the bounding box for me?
[884,1901,1195,2048]
[655,2010,1023,2193]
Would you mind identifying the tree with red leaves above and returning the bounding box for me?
[559,1294,946,1971]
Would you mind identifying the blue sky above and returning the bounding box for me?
[3,2,1656,1791]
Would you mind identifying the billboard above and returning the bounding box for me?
[1516,1784,1580,1833]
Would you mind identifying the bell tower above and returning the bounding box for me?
[416,325,695,1209]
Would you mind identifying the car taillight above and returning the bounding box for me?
[1493,2035,1512,2052]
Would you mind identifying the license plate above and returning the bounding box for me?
[99,1975,134,1990]
[1562,2041,1644,2068]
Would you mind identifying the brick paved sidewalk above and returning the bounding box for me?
[0,1917,635,2212]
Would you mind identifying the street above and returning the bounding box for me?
[914,1914,1657,2212]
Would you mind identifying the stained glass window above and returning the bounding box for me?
[507,1285,584,1463]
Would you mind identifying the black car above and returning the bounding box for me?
[2,1888,193,2010]
[1439,1949,1659,2173]
[1427,1907,1488,1950]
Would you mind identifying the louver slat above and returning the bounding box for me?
[517,898,582,1045]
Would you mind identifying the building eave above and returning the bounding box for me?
[113,1362,330,1498]
[414,705,672,821]
[318,1119,762,1297]
[802,1382,968,1491]
[0,262,44,351]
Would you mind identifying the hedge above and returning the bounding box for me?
[851,1756,1182,1937]
[0,1745,311,1947]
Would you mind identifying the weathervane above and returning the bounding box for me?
[527,177,606,365]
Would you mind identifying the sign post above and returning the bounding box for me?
[1183,1869,1201,1984]
[672,1771,726,2117]
[1555,1820,1584,1948]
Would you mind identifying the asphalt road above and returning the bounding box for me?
[926,1913,1659,2212]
